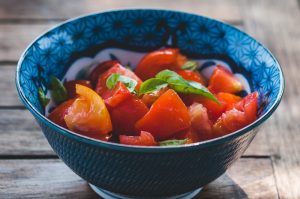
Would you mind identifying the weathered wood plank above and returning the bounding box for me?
[240,0,300,198]
[0,65,23,106]
[0,109,54,155]
[0,158,277,199]
[0,0,241,22]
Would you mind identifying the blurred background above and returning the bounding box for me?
[0,0,299,199]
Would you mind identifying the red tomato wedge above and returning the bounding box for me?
[119,131,158,146]
[212,92,258,137]
[141,86,169,108]
[64,80,92,99]
[181,92,241,121]
[176,70,206,85]
[48,99,75,128]
[109,95,149,135]
[95,63,142,96]
[135,89,191,140]
[102,82,132,107]
[188,103,213,141]
[208,65,243,94]
[64,84,112,134]
[135,48,187,80]
[89,60,120,86]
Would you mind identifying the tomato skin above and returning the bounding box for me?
[135,48,187,80]
[64,80,92,99]
[95,63,142,96]
[48,99,75,128]
[188,103,213,141]
[181,92,241,121]
[109,95,149,135]
[176,70,206,85]
[136,89,191,140]
[141,86,169,108]
[212,92,258,136]
[64,84,112,134]
[89,60,120,86]
[102,82,132,107]
[119,131,158,146]
[208,65,243,94]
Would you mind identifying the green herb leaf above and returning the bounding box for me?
[50,76,68,104]
[38,87,50,107]
[139,78,168,95]
[106,73,121,89]
[106,73,138,93]
[155,70,219,104]
[181,61,198,71]
[159,139,188,146]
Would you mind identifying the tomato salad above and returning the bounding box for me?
[39,48,258,146]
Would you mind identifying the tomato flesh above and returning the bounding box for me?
[135,48,187,80]
[119,131,158,146]
[208,65,243,94]
[89,60,119,86]
[64,84,112,134]
[212,92,258,136]
[64,80,92,99]
[136,89,191,140]
[48,99,75,128]
[109,95,149,135]
[102,82,132,107]
[188,103,213,141]
[95,63,142,96]
[176,70,206,85]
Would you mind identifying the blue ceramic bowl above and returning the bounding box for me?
[16,9,284,198]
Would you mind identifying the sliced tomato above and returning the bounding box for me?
[89,60,120,86]
[212,92,258,137]
[208,65,243,94]
[188,103,213,141]
[141,86,169,108]
[48,99,75,128]
[95,63,142,96]
[102,82,132,107]
[176,70,206,85]
[119,131,158,146]
[135,48,187,80]
[64,84,112,134]
[181,92,241,121]
[135,89,191,140]
[64,80,92,99]
[109,95,149,135]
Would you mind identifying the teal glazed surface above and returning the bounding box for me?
[16,9,284,197]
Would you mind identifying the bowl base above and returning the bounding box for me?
[89,184,202,199]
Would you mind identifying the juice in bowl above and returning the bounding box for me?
[16,9,284,199]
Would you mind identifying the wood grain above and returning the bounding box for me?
[0,0,241,23]
[240,0,300,198]
[0,109,54,156]
[0,65,23,106]
[0,158,277,199]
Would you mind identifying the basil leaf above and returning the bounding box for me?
[159,139,188,146]
[181,61,198,71]
[139,78,168,95]
[38,87,50,107]
[106,73,137,93]
[50,76,68,104]
[155,70,219,104]
[106,73,121,89]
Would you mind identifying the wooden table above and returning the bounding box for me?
[0,0,299,198]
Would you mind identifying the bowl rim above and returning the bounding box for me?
[15,8,285,152]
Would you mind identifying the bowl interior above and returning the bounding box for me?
[17,9,283,130]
